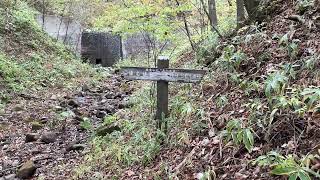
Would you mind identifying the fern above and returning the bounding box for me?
[265,71,288,98]
[223,119,254,152]
[301,87,320,109]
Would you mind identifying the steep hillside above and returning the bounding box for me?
[0,1,98,101]
[171,0,320,179]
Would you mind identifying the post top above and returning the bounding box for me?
[158,56,169,61]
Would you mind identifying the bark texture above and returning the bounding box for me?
[237,0,245,27]
[208,0,218,29]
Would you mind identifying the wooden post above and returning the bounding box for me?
[156,56,169,131]
[120,57,206,133]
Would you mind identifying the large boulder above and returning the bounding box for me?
[17,160,36,179]
[40,132,57,144]
[96,125,121,136]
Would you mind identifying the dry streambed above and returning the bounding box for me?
[0,74,133,179]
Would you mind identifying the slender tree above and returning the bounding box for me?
[199,0,222,37]
[243,0,260,20]
[208,0,218,29]
[236,0,245,28]
[315,0,319,11]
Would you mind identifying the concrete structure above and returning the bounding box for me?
[36,15,150,65]
[36,15,82,52]
[81,32,122,67]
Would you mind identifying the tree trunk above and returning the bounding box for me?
[236,0,245,28]
[175,0,196,52]
[243,0,260,21]
[63,18,71,44]
[41,0,45,30]
[208,0,218,29]
[315,0,320,11]
[199,0,223,37]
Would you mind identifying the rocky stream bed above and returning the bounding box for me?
[0,74,133,179]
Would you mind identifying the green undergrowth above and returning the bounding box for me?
[74,76,206,179]
[197,1,320,178]
[0,1,101,100]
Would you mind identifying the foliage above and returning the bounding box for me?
[0,1,100,96]
[0,53,27,91]
[301,87,320,109]
[215,45,247,72]
[80,117,93,131]
[254,151,320,180]
[265,71,288,98]
[223,119,254,152]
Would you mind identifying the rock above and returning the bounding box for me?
[17,160,36,179]
[4,174,16,180]
[114,93,122,99]
[68,99,79,108]
[25,133,39,143]
[118,101,133,109]
[113,81,121,87]
[105,92,115,99]
[74,116,83,122]
[104,105,115,114]
[82,84,90,92]
[13,105,24,112]
[54,105,63,111]
[96,111,106,119]
[2,144,8,151]
[30,147,42,155]
[96,125,121,136]
[40,132,57,144]
[11,160,19,167]
[39,117,48,124]
[66,143,86,152]
[31,121,44,131]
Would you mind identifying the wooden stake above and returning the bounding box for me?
[156,56,169,131]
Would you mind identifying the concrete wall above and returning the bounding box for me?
[122,33,149,59]
[81,32,122,67]
[36,14,150,62]
[36,14,82,52]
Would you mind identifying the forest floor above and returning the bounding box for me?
[1,0,320,180]
[0,74,134,179]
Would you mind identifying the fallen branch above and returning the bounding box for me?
[172,147,196,176]
[286,15,306,24]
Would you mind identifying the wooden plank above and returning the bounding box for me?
[155,57,169,132]
[120,67,206,83]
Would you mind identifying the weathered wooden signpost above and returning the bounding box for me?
[121,56,206,132]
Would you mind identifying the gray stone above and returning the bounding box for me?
[96,111,106,119]
[105,92,115,99]
[82,84,90,92]
[25,133,39,143]
[40,132,57,144]
[4,174,16,180]
[39,117,48,124]
[13,105,24,112]
[96,125,121,136]
[17,160,36,179]
[66,144,86,152]
[68,99,79,108]
[104,105,115,114]
[118,101,133,109]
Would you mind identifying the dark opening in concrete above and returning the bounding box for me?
[96,59,102,64]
